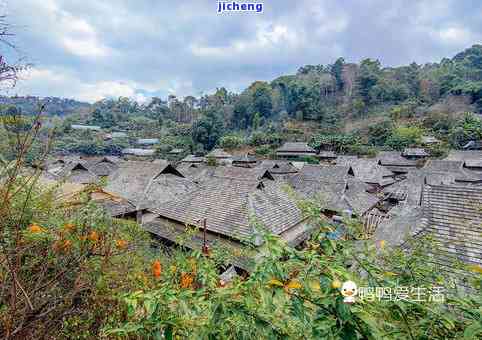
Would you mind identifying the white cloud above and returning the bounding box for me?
[14,67,143,103]
[191,23,299,58]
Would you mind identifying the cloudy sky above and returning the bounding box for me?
[3,0,481,103]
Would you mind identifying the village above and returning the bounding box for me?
[37,136,482,284]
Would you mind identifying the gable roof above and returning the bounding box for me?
[50,161,98,184]
[402,148,429,157]
[419,184,482,281]
[105,161,182,206]
[122,148,156,156]
[210,166,274,181]
[139,173,199,210]
[288,165,378,216]
[294,164,353,182]
[377,151,418,167]
[71,124,101,131]
[207,148,233,159]
[445,150,482,169]
[423,160,482,183]
[258,160,299,174]
[232,154,257,163]
[384,169,456,206]
[336,157,394,186]
[181,154,205,163]
[137,138,159,145]
[318,151,337,158]
[421,136,440,144]
[151,178,305,241]
[276,142,316,154]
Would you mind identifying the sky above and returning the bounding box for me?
[2,0,482,103]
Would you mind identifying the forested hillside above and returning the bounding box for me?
[1,45,482,159]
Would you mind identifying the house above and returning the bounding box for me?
[275,142,317,160]
[143,178,315,270]
[105,161,186,210]
[38,176,139,220]
[288,164,379,217]
[71,124,101,131]
[82,156,121,177]
[318,151,337,162]
[445,150,482,171]
[423,160,482,184]
[421,136,440,145]
[375,184,482,287]
[137,138,160,146]
[181,154,205,164]
[122,148,156,158]
[377,151,418,174]
[257,160,299,182]
[206,148,233,161]
[463,140,482,150]
[111,132,128,138]
[48,161,98,184]
[402,148,429,159]
[336,157,395,190]
[232,154,257,168]
[167,148,184,156]
[383,169,456,207]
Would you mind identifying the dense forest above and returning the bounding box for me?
[1,45,482,160]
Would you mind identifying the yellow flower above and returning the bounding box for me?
[28,224,44,233]
[285,280,302,290]
[331,279,342,289]
[180,273,194,288]
[379,240,386,249]
[152,260,162,279]
[116,239,128,250]
[267,279,284,287]
[383,271,398,277]
[170,265,177,273]
[63,223,76,232]
[88,231,99,242]
[468,264,482,274]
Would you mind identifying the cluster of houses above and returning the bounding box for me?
[37,141,482,283]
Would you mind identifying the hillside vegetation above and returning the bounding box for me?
[2,45,482,160]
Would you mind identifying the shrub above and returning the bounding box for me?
[219,134,244,150]
[385,125,424,150]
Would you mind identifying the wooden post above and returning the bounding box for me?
[202,218,210,255]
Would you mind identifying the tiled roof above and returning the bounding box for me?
[207,148,233,159]
[105,161,180,206]
[445,150,482,169]
[276,142,316,154]
[402,148,429,157]
[288,165,379,216]
[232,154,257,163]
[318,151,337,158]
[258,160,299,174]
[151,178,305,241]
[181,154,205,163]
[377,151,418,167]
[420,184,482,280]
[336,157,394,187]
[423,160,482,183]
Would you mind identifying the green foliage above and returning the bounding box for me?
[448,112,482,148]
[219,134,244,150]
[205,154,218,166]
[385,125,424,150]
[191,108,225,150]
[368,119,394,146]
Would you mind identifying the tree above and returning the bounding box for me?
[191,108,224,150]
